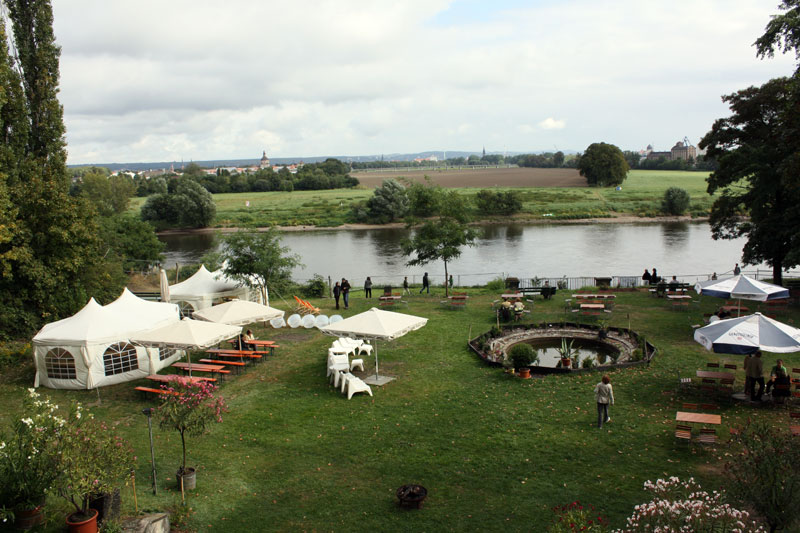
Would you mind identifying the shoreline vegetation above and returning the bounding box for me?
[132,169,716,233]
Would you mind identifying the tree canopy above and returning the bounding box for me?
[577,142,629,187]
[219,229,302,306]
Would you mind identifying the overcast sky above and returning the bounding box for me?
[50,0,795,165]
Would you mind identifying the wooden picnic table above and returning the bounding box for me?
[146,374,215,384]
[379,295,402,301]
[720,305,749,313]
[173,362,226,374]
[696,370,735,381]
[206,348,265,359]
[501,293,522,300]
[448,294,468,300]
[667,294,693,300]
[676,411,721,425]
[580,303,605,310]
[244,339,276,347]
[575,294,616,300]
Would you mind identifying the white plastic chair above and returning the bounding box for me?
[356,342,373,357]
[345,376,373,400]
[339,372,354,393]
[327,354,349,378]
[350,358,364,372]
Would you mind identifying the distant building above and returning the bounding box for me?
[260,150,270,169]
[645,139,696,161]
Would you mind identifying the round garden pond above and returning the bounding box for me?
[469,322,655,375]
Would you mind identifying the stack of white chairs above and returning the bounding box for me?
[326,342,372,399]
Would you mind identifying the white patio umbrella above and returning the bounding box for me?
[695,274,789,315]
[694,312,800,355]
[192,299,284,326]
[131,318,242,376]
[320,307,428,385]
[159,268,170,303]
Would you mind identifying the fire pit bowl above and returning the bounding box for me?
[396,484,427,509]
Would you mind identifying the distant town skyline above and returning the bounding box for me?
[52,1,795,165]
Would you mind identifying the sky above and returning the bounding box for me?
[46,0,797,165]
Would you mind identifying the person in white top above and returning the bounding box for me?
[594,375,614,428]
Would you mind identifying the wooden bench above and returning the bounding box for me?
[696,428,717,445]
[199,359,246,373]
[790,412,800,436]
[134,386,175,398]
[675,424,692,443]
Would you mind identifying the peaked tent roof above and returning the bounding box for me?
[33,298,134,345]
[319,307,428,340]
[130,318,242,350]
[694,274,789,301]
[169,265,245,299]
[105,288,180,330]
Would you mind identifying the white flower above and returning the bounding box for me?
[21,417,33,426]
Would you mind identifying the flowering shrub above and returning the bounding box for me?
[157,377,226,474]
[548,501,609,532]
[56,401,135,519]
[0,389,65,510]
[615,477,765,533]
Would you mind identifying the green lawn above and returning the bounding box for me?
[3,287,796,531]
[129,170,715,228]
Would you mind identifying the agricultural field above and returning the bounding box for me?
[129,169,716,228]
[2,288,795,531]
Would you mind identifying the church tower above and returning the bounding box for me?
[260,150,270,169]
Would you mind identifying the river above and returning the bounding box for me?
[157,221,766,286]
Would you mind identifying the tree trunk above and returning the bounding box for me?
[444,260,449,298]
[772,260,783,286]
[180,429,187,472]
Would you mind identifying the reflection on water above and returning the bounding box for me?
[524,338,618,368]
[158,222,756,285]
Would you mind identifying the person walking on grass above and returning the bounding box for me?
[403,276,410,295]
[594,375,614,428]
[420,272,430,294]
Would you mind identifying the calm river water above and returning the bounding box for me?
[158,221,765,287]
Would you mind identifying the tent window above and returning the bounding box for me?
[176,301,194,319]
[103,342,139,376]
[45,348,76,379]
[159,347,178,361]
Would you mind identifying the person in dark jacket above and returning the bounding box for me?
[332,281,341,310]
[642,269,651,284]
[364,277,372,298]
[420,272,430,294]
[342,278,351,309]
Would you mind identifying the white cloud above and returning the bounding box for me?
[538,118,566,130]
[48,0,797,164]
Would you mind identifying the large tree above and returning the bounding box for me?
[699,77,800,285]
[577,142,629,187]
[0,1,111,335]
[219,229,302,306]
[401,191,477,297]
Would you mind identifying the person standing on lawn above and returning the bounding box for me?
[342,278,352,309]
[332,281,341,310]
[364,277,373,298]
[594,375,614,428]
[420,272,430,294]
[403,276,410,295]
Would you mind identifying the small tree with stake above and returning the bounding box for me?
[157,377,226,485]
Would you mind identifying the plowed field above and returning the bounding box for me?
[352,167,585,188]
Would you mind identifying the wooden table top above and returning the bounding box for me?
[448,295,468,300]
[580,303,605,310]
[720,305,749,313]
[676,411,722,425]
[667,294,693,300]
[575,294,616,299]
[146,374,213,383]
[379,295,402,300]
[244,339,276,346]
[173,362,225,372]
[501,293,522,299]
[696,370,735,380]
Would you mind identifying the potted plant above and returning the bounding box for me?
[0,389,63,529]
[157,377,227,490]
[557,338,576,368]
[57,401,134,533]
[597,317,610,340]
[508,344,538,379]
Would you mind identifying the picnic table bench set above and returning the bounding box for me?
[135,338,279,398]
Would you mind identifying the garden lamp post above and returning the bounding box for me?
[142,408,157,495]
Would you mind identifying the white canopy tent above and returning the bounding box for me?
[193,299,284,326]
[320,307,428,385]
[168,265,257,316]
[32,290,182,390]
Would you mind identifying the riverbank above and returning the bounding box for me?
[157,214,710,235]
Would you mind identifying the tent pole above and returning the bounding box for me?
[374,342,379,380]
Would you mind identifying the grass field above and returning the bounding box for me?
[3,288,796,531]
[129,169,715,228]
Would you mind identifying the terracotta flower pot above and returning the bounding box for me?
[518,368,531,379]
[15,504,45,530]
[66,508,98,533]
[561,358,571,368]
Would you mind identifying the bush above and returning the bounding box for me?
[474,189,522,215]
[509,343,538,369]
[661,187,691,215]
[364,179,409,223]
[300,275,327,298]
[486,277,505,291]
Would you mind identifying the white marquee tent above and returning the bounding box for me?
[168,265,256,316]
[32,289,183,390]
